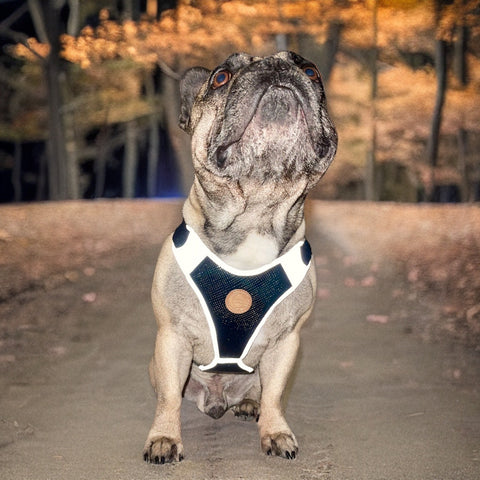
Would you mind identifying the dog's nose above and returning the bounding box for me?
[205,404,227,419]
[257,86,298,124]
[204,392,228,419]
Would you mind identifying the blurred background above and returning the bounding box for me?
[0,0,479,204]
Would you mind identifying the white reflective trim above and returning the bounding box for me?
[198,359,219,371]
[239,255,311,365]
[178,224,306,277]
[236,359,254,373]
[172,241,220,365]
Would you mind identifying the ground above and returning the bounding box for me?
[0,200,479,479]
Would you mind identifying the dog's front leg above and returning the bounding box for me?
[143,326,192,464]
[257,329,301,459]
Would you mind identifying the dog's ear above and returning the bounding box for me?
[179,67,210,133]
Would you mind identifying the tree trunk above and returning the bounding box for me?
[27,0,48,43]
[32,0,80,200]
[297,20,342,87]
[94,126,110,198]
[67,0,80,36]
[457,127,470,202]
[123,120,138,198]
[163,74,193,196]
[145,73,160,197]
[275,34,288,51]
[426,0,448,201]
[122,0,141,21]
[454,8,470,202]
[147,118,160,197]
[62,76,80,200]
[365,0,378,201]
[12,142,22,202]
[45,51,67,199]
[36,151,47,201]
[453,16,468,85]
[146,0,158,19]
[322,20,342,84]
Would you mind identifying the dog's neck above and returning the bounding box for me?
[183,176,308,269]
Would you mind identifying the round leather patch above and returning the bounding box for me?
[225,289,252,314]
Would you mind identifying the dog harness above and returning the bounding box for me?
[172,221,312,374]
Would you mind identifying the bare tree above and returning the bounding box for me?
[12,142,22,202]
[145,73,161,198]
[123,120,139,198]
[321,20,343,85]
[162,71,194,196]
[454,0,471,201]
[426,0,448,201]
[28,0,80,199]
[365,0,378,201]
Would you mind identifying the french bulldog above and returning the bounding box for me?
[143,51,337,464]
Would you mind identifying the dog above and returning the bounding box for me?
[143,51,337,464]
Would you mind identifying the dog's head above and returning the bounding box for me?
[179,51,337,187]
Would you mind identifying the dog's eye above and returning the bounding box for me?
[212,70,232,89]
[303,65,321,82]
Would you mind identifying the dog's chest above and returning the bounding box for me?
[221,232,279,269]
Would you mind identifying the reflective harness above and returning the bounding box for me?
[172,221,312,374]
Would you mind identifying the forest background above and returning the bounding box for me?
[0,0,479,204]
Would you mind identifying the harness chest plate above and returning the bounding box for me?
[172,221,312,374]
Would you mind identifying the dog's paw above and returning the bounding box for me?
[232,399,260,421]
[143,437,184,464]
[261,432,298,460]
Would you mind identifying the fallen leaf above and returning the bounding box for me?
[408,268,419,283]
[466,304,480,322]
[82,292,97,303]
[317,268,331,277]
[370,263,379,273]
[406,411,425,417]
[50,346,67,356]
[317,288,331,299]
[0,354,15,363]
[392,288,404,298]
[366,314,389,324]
[344,277,357,287]
[0,229,11,241]
[315,256,328,266]
[65,270,79,282]
[83,267,96,277]
[442,304,458,315]
[361,275,376,287]
[343,256,357,267]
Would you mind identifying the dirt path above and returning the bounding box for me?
[0,201,479,479]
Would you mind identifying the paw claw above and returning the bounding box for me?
[143,437,183,464]
[261,432,298,459]
[232,399,260,421]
